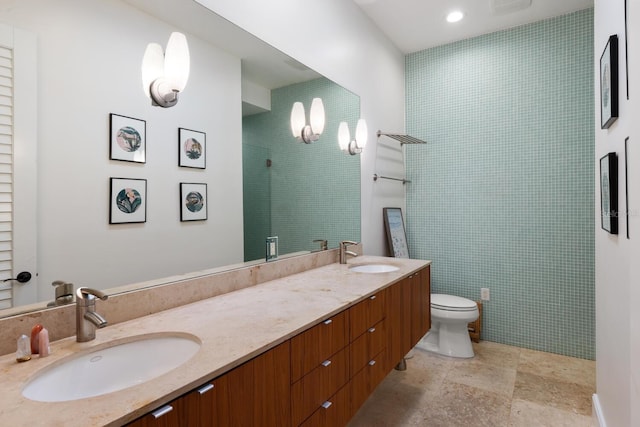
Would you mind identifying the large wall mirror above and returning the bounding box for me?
[0,0,360,318]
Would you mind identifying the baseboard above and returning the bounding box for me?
[592,394,606,427]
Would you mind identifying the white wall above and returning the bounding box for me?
[196,0,407,257]
[5,0,244,300]
[594,0,637,426]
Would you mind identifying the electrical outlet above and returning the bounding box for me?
[481,288,490,301]
[265,236,278,262]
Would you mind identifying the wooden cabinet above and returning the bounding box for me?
[128,266,430,427]
[127,341,290,427]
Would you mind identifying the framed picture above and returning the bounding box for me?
[600,35,619,129]
[110,114,146,163]
[178,128,206,169]
[180,182,207,221]
[109,177,147,224]
[600,153,618,234]
[625,137,630,239]
[383,207,409,258]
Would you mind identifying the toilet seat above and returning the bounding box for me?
[431,294,477,312]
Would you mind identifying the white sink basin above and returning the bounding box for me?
[22,333,201,402]
[349,264,399,273]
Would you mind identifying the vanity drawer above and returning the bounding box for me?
[291,346,349,426]
[299,385,350,427]
[291,310,349,382]
[350,289,387,341]
[350,348,388,414]
[350,318,387,376]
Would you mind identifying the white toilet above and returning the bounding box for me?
[419,294,479,358]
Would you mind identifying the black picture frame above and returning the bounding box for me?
[383,207,409,258]
[109,177,147,224]
[180,182,208,221]
[600,153,618,234]
[178,128,206,169]
[600,35,619,129]
[625,137,630,239]
[109,113,146,163]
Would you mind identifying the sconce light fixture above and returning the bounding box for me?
[290,98,325,143]
[338,119,368,155]
[142,32,190,108]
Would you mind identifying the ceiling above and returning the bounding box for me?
[352,0,594,54]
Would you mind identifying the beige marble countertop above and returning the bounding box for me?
[0,256,430,427]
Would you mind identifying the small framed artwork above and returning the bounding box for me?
[600,153,618,234]
[383,207,410,258]
[178,128,206,169]
[180,182,207,221]
[109,177,147,224]
[625,137,630,239]
[600,35,619,129]
[110,114,146,163]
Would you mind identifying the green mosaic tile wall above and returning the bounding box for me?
[405,9,595,359]
[243,77,361,260]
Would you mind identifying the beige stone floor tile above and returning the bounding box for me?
[472,340,522,370]
[508,398,594,427]
[445,357,517,398]
[513,371,594,416]
[414,381,512,427]
[517,348,595,388]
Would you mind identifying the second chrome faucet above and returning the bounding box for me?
[76,287,109,342]
[339,241,359,264]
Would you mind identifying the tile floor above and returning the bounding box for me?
[348,340,595,427]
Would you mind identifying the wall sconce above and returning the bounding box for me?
[338,119,368,155]
[290,98,325,143]
[142,32,190,108]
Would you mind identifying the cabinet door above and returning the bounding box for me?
[350,290,387,341]
[227,340,291,427]
[299,385,350,427]
[421,266,431,336]
[180,377,229,427]
[126,401,181,427]
[386,277,412,367]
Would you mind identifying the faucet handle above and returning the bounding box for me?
[76,287,108,301]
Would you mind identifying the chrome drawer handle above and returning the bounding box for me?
[368,327,376,333]
[370,295,376,300]
[368,360,376,366]
[151,405,173,419]
[197,383,214,395]
[323,319,333,325]
[321,401,333,409]
[322,359,332,367]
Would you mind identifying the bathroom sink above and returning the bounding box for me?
[349,264,399,273]
[22,333,201,402]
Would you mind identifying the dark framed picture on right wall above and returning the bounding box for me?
[600,35,619,129]
[600,152,618,234]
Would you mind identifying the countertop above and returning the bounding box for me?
[0,256,430,426]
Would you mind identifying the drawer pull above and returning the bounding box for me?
[197,383,214,395]
[151,405,174,419]
[321,359,332,367]
[370,295,377,300]
[368,360,376,366]
[321,401,333,409]
[323,319,333,325]
[368,327,376,333]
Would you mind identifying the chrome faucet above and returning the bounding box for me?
[313,239,328,251]
[340,241,359,264]
[76,287,109,342]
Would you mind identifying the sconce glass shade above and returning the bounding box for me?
[141,43,164,98]
[309,98,325,135]
[164,32,190,91]
[338,122,351,151]
[290,102,306,138]
[355,119,368,149]
[141,32,190,108]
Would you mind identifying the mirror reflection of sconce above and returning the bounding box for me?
[141,32,190,108]
[338,119,368,155]
[290,98,325,144]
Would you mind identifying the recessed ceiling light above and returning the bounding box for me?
[446,10,464,23]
